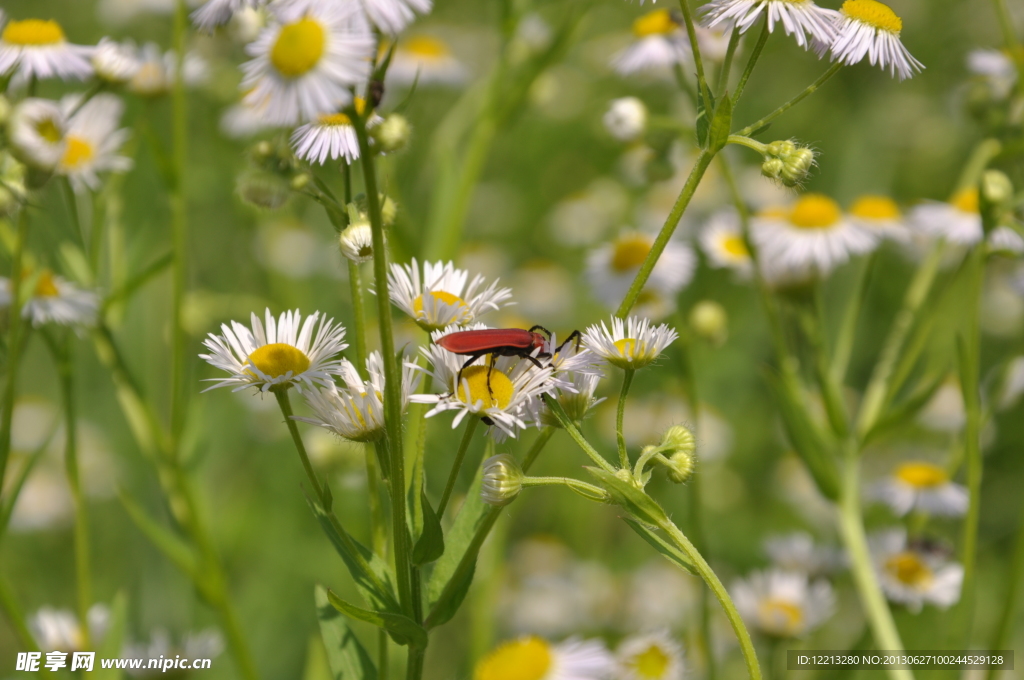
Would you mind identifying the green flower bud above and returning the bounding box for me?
[761,157,784,181]
[659,425,696,483]
[981,169,1013,209]
[689,300,727,345]
[371,114,412,153]
[480,454,524,507]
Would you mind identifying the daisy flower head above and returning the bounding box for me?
[294,351,420,442]
[128,43,209,97]
[387,35,467,87]
[967,48,1017,99]
[8,98,66,171]
[700,208,753,276]
[474,636,613,680]
[0,269,99,328]
[191,0,259,31]
[291,98,382,165]
[583,316,678,371]
[868,461,968,517]
[828,0,923,80]
[752,193,877,276]
[241,3,375,126]
[732,569,835,638]
[764,532,845,575]
[988,226,1024,256]
[0,17,93,84]
[358,0,432,35]
[616,632,684,680]
[92,38,142,84]
[909,188,983,246]
[199,308,348,394]
[29,604,110,652]
[870,528,963,612]
[848,194,909,242]
[57,94,132,193]
[339,221,374,263]
[586,231,695,310]
[612,9,689,76]
[700,0,838,51]
[387,258,513,332]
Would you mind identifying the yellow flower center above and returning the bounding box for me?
[840,0,902,34]
[721,234,749,257]
[475,636,552,680]
[758,598,804,636]
[629,644,672,679]
[850,195,901,221]
[611,234,653,271]
[247,343,311,379]
[885,551,933,588]
[2,19,66,46]
[35,117,63,144]
[270,17,326,78]
[894,461,948,488]
[61,136,94,170]
[413,290,469,322]
[34,270,60,297]
[633,9,678,37]
[788,194,843,230]
[614,337,638,358]
[951,187,979,214]
[317,98,367,126]
[404,36,450,58]
[456,365,514,410]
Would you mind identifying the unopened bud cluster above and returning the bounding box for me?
[639,424,697,484]
[761,140,816,188]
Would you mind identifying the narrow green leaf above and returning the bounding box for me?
[322,482,334,513]
[58,241,92,285]
[426,470,488,606]
[585,467,668,526]
[707,94,733,153]
[315,586,377,680]
[695,89,712,148]
[748,122,771,138]
[326,590,428,649]
[302,634,332,680]
[92,591,128,680]
[623,518,697,575]
[117,490,199,580]
[411,492,444,566]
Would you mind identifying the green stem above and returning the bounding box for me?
[61,177,86,249]
[365,445,387,559]
[837,444,913,680]
[731,21,770,105]
[405,646,425,680]
[984,492,1024,680]
[348,260,369,374]
[616,369,635,469]
[0,572,37,652]
[830,255,875,385]
[209,591,260,680]
[675,0,711,102]
[616,150,715,317]
[727,135,768,154]
[520,476,609,501]
[797,303,848,438]
[715,27,742,99]
[523,427,555,471]
[542,396,617,473]
[169,0,190,453]
[989,0,1024,74]
[735,63,843,137]
[0,210,30,492]
[657,518,762,680]
[437,417,479,518]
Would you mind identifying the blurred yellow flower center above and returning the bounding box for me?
[758,206,789,220]
[456,365,513,410]
[758,598,804,636]
[789,194,842,230]
[34,270,60,297]
[841,0,902,33]
[404,36,450,58]
[951,187,979,214]
[850,195,900,221]
[61,136,94,170]
[895,461,948,488]
[722,234,749,257]
[271,17,325,78]
[611,234,653,271]
[318,98,368,126]
[35,117,63,143]
[247,343,311,379]
[2,19,65,46]
[413,291,469,320]
[885,551,933,588]
[628,644,671,679]
[633,10,677,38]
[614,338,638,357]
[475,636,551,680]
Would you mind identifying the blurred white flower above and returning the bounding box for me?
[475,636,614,680]
[0,270,99,327]
[548,178,629,246]
[92,37,142,83]
[909,188,982,246]
[764,532,845,575]
[732,569,835,637]
[847,194,909,242]
[387,35,467,87]
[28,605,110,651]
[0,17,93,84]
[870,528,963,613]
[587,231,695,309]
[616,631,685,680]
[9,98,67,171]
[700,208,753,276]
[967,48,1017,98]
[622,560,697,632]
[868,461,968,517]
[58,94,132,193]
[612,10,689,75]
[604,97,648,142]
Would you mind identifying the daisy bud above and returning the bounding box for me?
[92,38,141,84]
[761,157,785,182]
[659,425,696,483]
[371,114,412,153]
[604,97,648,142]
[480,454,524,507]
[689,299,727,345]
[339,222,374,263]
[290,173,311,191]
[780,148,816,188]
[353,193,397,226]
[236,170,291,210]
[981,170,1013,210]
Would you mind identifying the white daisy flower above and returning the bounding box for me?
[868,461,968,517]
[241,3,374,126]
[57,94,132,193]
[764,532,845,575]
[752,193,877,276]
[294,351,420,442]
[29,604,111,652]
[387,35,467,87]
[604,97,648,142]
[8,98,67,171]
[220,99,276,139]
[700,0,838,51]
[847,194,909,242]
[586,231,695,310]
[199,308,348,393]
[387,258,513,332]
[967,48,1017,99]
[616,632,685,680]
[339,221,374,263]
[92,38,142,83]
[917,377,966,432]
[988,226,1024,255]
[0,17,93,84]
[128,43,209,97]
[359,0,431,35]
[731,569,835,638]
[583,316,678,371]
[908,188,983,246]
[473,636,613,680]
[870,528,963,613]
[191,0,259,30]
[612,10,689,75]
[699,208,754,276]
[0,270,99,327]
[827,0,923,80]
[290,98,382,165]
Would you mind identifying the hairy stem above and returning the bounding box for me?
[615,369,635,469]
[735,62,843,137]
[438,417,479,518]
[732,20,770,104]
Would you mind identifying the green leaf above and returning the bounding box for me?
[863,371,947,444]
[623,518,697,575]
[411,492,444,566]
[748,122,771,138]
[117,490,199,580]
[326,590,428,649]
[59,241,92,285]
[315,586,377,680]
[585,467,668,526]
[695,88,714,148]
[93,591,128,680]
[707,93,733,154]
[302,634,333,680]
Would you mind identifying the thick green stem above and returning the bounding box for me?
[985,492,1024,680]
[0,210,30,493]
[437,417,479,518]
[615,370,635,469]
[732,21,770,104]
[0,572,37,652]
[169,0,190,452]
[365,445,387,559]
[616,150,715,318]
[348,261,369,374]
[735,63,843,137]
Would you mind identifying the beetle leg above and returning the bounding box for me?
[554,330,582,356]
[525,354,546,371]
[486,354,496,402]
